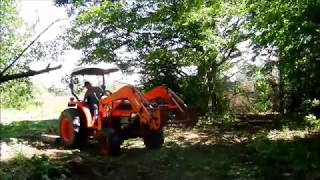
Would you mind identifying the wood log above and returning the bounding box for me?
[40,134,60,144]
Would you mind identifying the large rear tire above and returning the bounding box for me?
[59,108,88,148]
[143,131,164,149]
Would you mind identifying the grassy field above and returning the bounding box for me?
[1,93,67,124]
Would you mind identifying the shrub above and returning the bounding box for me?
[0,79,39,109]
[0,154,70,180]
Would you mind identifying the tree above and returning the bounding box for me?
[0,16,63,84]
[247,0,320,113]
[0,0,62,108]
[67,0,246,114]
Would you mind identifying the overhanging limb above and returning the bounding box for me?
[0,64,62,84]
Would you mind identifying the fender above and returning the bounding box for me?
[76,101,95,128]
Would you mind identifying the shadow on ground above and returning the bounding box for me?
[247,133,320,180]
[67,134,320,180]
[67,142,254,180]
[1,119,320,180]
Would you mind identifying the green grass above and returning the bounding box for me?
[1,94,67,124]
[0,119,58,138]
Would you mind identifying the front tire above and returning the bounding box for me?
[59,108,88,148]
[100,128,121,156]
[143,131,164,149]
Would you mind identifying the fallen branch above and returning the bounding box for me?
[0,64,62,84]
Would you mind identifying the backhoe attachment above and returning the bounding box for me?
[143,86,198,126]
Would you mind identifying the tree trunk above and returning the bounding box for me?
[207,62,219,114]
[278,59,285,114]
[197,64,209,113]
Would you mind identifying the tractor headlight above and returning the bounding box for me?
[104,104,112,117]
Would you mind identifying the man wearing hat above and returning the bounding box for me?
[83,81,104,120]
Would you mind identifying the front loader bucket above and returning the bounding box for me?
[168,108,198,127]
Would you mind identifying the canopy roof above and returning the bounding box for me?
[71,67,119,76]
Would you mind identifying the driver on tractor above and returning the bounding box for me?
[83,81,104,120]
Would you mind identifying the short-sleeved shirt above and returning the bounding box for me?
[84,86,104,105]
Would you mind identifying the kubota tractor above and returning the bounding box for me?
[59,67,197,155]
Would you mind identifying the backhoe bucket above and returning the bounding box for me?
[168,108,198,127]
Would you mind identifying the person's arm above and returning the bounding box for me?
[93,87,104,99]
[97,87,104,98]
[84,90,88,101]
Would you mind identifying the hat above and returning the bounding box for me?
[84,81,91,87]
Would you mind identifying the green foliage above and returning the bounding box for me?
[0,154,70,180]
[67,0,247,115]
[270,112,319,131]
[248,0,320,111]
[0,0,34,109]
[300,98,320,115]
[0,0,66,109]
[0,0,28,67]
[0,79,38,109]
[248,135,320,178]
[244,67,275,112]
[253,79,272,112]
[141,49,185,91]
[304,114,320,129]
[55,0,320,118]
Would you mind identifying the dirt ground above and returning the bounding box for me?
[0,125,254,179]
[1,96,320,179]
[2,118,318,180]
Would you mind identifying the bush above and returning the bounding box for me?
[247,135,320,178]
[0,79,39,109]
[301,99,320,116]
[304,114,320,128]
[0,154,71,180]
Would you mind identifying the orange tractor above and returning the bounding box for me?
[59,67,197,155]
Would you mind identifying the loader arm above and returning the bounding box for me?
[143,86,198,125]
[143,86,187,112]
[98,85,168,131]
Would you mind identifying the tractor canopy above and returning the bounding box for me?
[69,67,120,100]
[71,67,119,76]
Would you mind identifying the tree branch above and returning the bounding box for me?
[0,64,62,84]
[218,45,235,66]
[0,19,65,76]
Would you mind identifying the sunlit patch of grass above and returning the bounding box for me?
[1,94,67,124]
[266,128,309,141]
